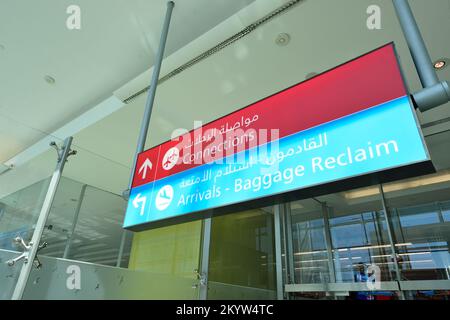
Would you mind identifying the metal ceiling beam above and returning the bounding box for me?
[124,1,175,200]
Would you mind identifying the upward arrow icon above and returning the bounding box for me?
[138,158,153,179]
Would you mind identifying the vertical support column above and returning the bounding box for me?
[279,206,289,286]
[374,211,386,245]
[437,202,445,224]
[435,203,448,280]
[273,204,284,300]
[282,203,295,285]
[116,230,129,268]
[11,137,75,300]
[389,208,408,264]
[63,184,87,259]
[198,217,211,300]
[379,184,405,300]
[266,212,276,290]
[125,1,175,197]
[322,203,336,284]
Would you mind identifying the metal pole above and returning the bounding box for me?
[116,230,128,268]
[198,218,211,300]
[125,1,175,198]
[379,184,405,300]
[25,176,52,241]
[320,203,338,300]
[393,0,450,111]
[63,184,87,259]
[279,206,289,286]
[11,137,75,300]
[33,177,52,223]
[273,205,284,300]
[393,0,438,87]
[283,203,295,285]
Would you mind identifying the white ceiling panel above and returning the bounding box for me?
[0,0,256,160]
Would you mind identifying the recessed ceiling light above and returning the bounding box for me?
[433,58,448,70]
[275,33,290,46]
[44,75,56,84]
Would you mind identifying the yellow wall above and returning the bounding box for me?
[128,220,202,278]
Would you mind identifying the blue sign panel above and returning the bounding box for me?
[124,96,429,228]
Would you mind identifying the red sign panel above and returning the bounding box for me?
[132,44,407,189]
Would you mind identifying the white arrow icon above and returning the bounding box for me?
[132,193,147,216]
[138,158,153,179]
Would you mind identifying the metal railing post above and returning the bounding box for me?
[282,203,295,285]
[274,205,284,300]
[379,184,406,300]
[11,137,76,300]
[198,218,211,300]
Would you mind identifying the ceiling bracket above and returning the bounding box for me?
[49,141,77,163]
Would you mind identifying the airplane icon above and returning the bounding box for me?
[156,185,174,211]
[162,147,179,171]
[163,158,173,168]
[159,188,171,200]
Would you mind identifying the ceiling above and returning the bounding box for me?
[1,0,450,203]
[0,0,256,162]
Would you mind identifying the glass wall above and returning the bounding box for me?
[390,202,450,281]
[383,170,450,300]
[284,169,450,300]
[0,136,203,299]
[285,188,401,300]
[35,176,132,267]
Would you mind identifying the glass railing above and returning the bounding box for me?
[35,176,132,267]
[0,248,199,299]
[0,249,23,299]
[0,127,203,299]
[0,112,65,299]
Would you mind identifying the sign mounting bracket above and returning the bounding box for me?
[393,0,450,112]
